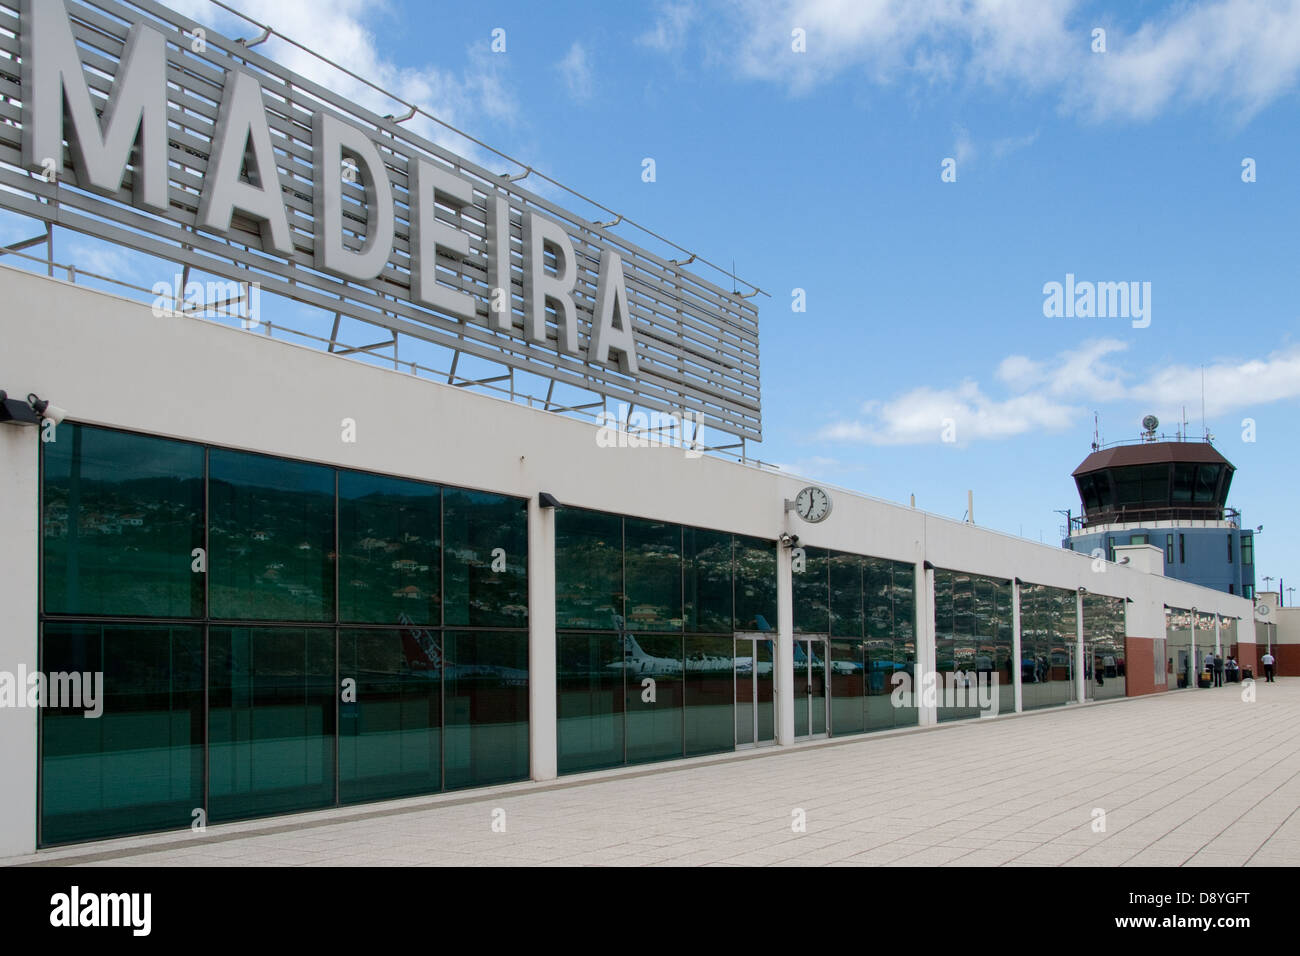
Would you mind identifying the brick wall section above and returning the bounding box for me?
[1125,637,1168,697]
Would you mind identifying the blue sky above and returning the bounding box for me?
[8,0,1300,596]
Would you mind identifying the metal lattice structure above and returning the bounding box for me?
[0,0,763,441]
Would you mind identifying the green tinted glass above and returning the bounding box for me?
[338,471,441,625]
[443,489,528,628]
[43,424,204,618]
[555,508,622,630]
[684,528,731,633]
[208,626,336,821]
[339,628,442,803]
[443,630,529,788]
[624,518,682,632]
[40,622,204,845]
[557,631,624,773]
[208,451,336,621]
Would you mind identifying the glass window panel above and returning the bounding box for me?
[208,626,336,822]
[443,630,529,788]
[443,488,528,628]
[793,546,829,633]
[892,562,918,728]
[624,518,682,632]
[1193,464,1221,504]
[208,450,335,622]
[338,627,441,804]
[338,471,441,625]
[733,536,777,633]
[683,635,733,756]
[1172,464,1195,503]
[866,558,893,644]
[829,638,865,735]
[555,508,623,630]
[684,527,732,634]
[829,552,863,638]
[1141,464,1169,504]
[1114,467,1143,505]
[39,622,204,846]
[557,632,624,773]
[624,634,684,764]
[43,424,204,618]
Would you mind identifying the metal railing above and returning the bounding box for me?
[0,238,781,470]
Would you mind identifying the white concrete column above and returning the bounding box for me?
[1012,579,1023,713]
[1215,617,1222,656]
[1075,590,1085,704]
[915,562,937,726]
[0,425,39,858]
[527,498,557,781]
[775,540,795,746]
[1190,614,1197,684]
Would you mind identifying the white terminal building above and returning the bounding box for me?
[0,0,1263,856]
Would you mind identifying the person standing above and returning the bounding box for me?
[1213,653,1224,687]
[1261,650,1276,683]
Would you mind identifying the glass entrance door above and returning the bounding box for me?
[794,636,829,739]
[734,633,774,748]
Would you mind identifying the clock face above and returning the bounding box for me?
[795,486,832,523]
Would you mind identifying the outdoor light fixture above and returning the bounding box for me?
[0,389,40,426]
[1078,586,1088,594]
[778,532,800,549]
[538,492,561,509]
[27,393,67,425]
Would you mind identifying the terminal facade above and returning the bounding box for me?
[0,267,1255,853]
[0,0,1259,857]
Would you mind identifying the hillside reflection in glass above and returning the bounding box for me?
[792,548,918,735]
[931,570,1015,720]
[1018,583,1078,709]
[555,509,778,773]
[38,423,528,846]
[1083,593,1127,700]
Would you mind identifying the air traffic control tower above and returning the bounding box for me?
[1061,417,1257,598]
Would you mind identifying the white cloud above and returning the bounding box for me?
[640,1,699,53]
[820,338,1300,446]
[557,42,595,102]
[168,0,517,159]
[715,0,1300,122]
[819,379,1079,446]
[1132,345,1300,419]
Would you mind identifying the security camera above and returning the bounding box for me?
[1118,556,1131,565]
[1078,586,1088,594]
[779,532,800,549]
[27,394,67,425]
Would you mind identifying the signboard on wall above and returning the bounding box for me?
[0,0,762,440]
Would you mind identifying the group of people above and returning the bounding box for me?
[1201,652,1240,686]
[1197,651,1278,684]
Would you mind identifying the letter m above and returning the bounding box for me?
[20,0,169,211]
[1097,281,1129,318]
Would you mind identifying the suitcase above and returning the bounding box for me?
[1198,671,1212,688]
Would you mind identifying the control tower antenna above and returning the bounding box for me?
[1201,366,1207,440]
[1091,411,1100,452]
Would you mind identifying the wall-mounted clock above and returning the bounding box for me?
[793,485,832,523]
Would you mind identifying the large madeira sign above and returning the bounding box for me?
[0,0,761,440]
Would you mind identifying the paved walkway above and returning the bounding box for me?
[11,680,1299,867]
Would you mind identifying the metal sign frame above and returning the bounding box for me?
[0,0,762,440]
